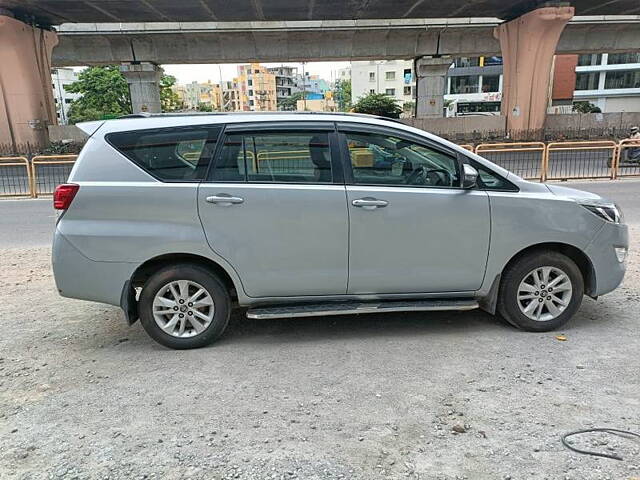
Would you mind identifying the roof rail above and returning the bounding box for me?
[116,111,404,123]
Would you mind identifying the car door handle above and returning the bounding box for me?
[352,198,389,209]
[206,194,244,205]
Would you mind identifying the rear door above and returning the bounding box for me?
[338,123,491,294]
[197,122,349,298]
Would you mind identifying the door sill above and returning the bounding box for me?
[246,299,479,319]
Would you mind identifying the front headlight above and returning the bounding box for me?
[579,202,623,224]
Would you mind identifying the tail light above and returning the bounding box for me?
[53,184,79,210]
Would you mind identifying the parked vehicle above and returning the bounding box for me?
[52,113,628,349]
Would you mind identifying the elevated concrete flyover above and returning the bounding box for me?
[3,0,640,26]
[52,17,640,65]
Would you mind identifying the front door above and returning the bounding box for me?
[198,123,348,298]
[339,124,490,294]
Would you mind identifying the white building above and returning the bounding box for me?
[351,58,504,117]
[573,53,640,113]
[336,67,351,82]
[51,68,81,125]
[351,60,415,109]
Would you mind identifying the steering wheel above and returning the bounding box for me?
[406,166,452,186]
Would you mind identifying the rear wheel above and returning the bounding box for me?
[498,251,584,332]
[139,264,231,349]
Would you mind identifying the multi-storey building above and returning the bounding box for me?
[352,57,503,116]
[351,60,415,109]
[221,80,242,112]
[551,52,640,113]
[177,80,222,110]
[336,67,351,82]
[268,66,298,109]
[235,64,277,111]
[51,67,81,125]
[444,56,503,116]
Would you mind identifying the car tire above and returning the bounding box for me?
[497,251,584,332]
[138,264,231,349]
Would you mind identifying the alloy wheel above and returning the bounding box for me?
[517,266,573,322]
[152,280,215,337]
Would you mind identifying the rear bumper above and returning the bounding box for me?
[585,222,629,296]
[52,230,137,307]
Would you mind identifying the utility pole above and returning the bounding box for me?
[218,64,225,111]
[54,69,67,125]
[302,62,307,111]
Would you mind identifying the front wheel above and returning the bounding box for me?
[138,264,231,349]
[497,251,584,332]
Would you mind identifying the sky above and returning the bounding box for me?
[162,61,350,85]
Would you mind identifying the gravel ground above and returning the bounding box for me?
[1,229,639,479]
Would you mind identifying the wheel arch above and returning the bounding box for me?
[480,242,596,315]
[502,242,596,297]
[121,253,240,325]
[130,253,238,297]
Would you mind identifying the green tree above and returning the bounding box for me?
[67,66,184,123]
[278,91,306,111]
[197,103,214,112]
[352,93,402,118]
[66,66,131,123]
[572,101,601,114]
[160,74,183,112]
[333,79,352,111]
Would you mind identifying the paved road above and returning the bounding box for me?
[0,198,56,248]
[2,178,638,248]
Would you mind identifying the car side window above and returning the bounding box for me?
[343,131,460,188]
[211,131,333,184]
[107,126,221,181]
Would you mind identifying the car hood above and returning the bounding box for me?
[545,184,610,205]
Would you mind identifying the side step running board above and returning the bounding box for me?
[246,299,479,320]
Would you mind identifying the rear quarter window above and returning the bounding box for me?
[107,126,222,181]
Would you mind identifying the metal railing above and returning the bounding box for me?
[475,142,545,181]
[615,139,640,178]
[31,155,78,198]
[545,141,617,181]
[0,156,32,197]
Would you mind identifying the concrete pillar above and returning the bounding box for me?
[0,14,58,150]
[494,6,574,134]
[415,56,452,118]
[120,62,162,114]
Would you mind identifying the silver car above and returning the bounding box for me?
[52,113,628,349]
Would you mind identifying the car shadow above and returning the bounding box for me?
[218,307,511,346]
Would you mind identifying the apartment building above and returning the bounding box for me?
[175,80,222,110]
[51,67,81,125]
[268,66,298,109]
[235,64,277,111]
[551,52,640,113]
[336,67,351,82]
[351,60,415,108]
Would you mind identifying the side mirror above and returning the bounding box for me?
[462,164,478,189]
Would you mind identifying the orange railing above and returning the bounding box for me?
[30,155,78,197]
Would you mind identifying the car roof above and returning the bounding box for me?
[78,112,408,136]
